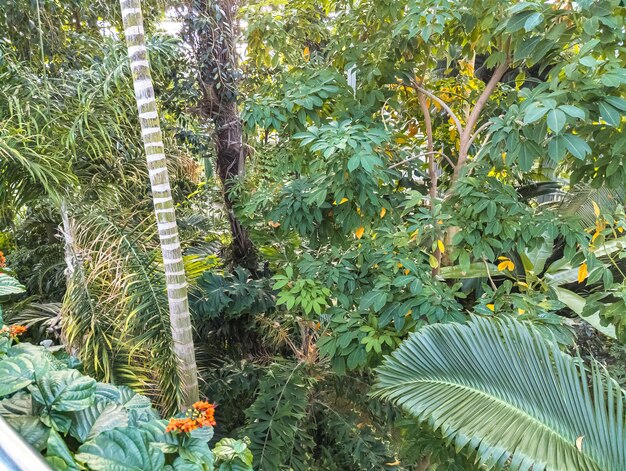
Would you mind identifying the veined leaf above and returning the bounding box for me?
[29,369,95,412]
[0,356,35,397]
[75,427,165,471]
[374,317,626,471]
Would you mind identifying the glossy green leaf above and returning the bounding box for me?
[75,427,165,471]
[29,369,95,412]
[547,108,566,133]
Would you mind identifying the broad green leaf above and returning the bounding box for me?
[46,429,80,471]
[75,427,165,471]
[562,134,591,160]
[552,287,616,338]
[359,291,387,312]
[0,356,35,397]
[598,101,621,127]
[439,263,498,279]
[524,12,543,31]
[548,136,566,162]
[0,273,26,297]
[559,105,586,119]
[522,104,548,124]
[29,369,95,412]
[5,415,50,451]
[0,390,32,416]
[518,140,542,171]
[70,399,129,442]
[547,108,566,133]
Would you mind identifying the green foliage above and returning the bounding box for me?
[242,362,311,470]
[193,267,274,321]
[375,316,626,470]
[0,330,252,470]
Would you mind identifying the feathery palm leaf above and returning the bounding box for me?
[374,316,626,471]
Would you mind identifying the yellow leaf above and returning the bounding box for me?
[497,256,509,261]
[518,281,529,288]
[380,207,387,218]
[497,261,509,271]
[303,46,310,61]
[592,201,600,218]
[404,269,410,275]
[577,262,588,283]
[385,460,401,466]
[591,230,601,243]
[507,261,515,271]
[502,152,507,162]
[518,309,525,315]
[355,226,365,239]
[429,254,439,269]
[397,262,403,269]
[410,229,419,239]
[339,197,348,205]
[486,304,495,312]
[576,435,584,452]
[437,240,445,253]
[405,309,412,317]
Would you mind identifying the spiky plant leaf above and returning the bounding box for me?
[374,316,626,471]
[243,362,310,470]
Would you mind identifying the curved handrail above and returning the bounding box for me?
[0,416,51,471]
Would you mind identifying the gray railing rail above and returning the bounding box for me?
[0,415,51,471]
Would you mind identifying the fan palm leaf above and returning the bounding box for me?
[373,316,626,471]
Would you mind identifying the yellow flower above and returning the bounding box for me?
[380,207,387,218]
[486,304,495,312]
[577,262,588,284]
[497,256,515,272]
[355,226,365,239]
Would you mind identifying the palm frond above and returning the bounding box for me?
[374,316,626,471]
[62,207,184,415]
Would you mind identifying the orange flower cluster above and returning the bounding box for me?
[165,400,216,434]
[0,251,5,269]
[0,324,27,337]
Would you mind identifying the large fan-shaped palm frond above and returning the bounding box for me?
[374,316,626,471]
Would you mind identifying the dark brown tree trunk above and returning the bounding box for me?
[185,0,257,270]
[214,107,256,266]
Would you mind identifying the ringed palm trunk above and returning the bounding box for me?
[119,0,199,408]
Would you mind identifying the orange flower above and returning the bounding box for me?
[166,400,216,434]
[0,324,27,338]
[0,251,5,269]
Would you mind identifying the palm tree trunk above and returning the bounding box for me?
[119,0,199,408]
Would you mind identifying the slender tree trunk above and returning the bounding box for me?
[119,0,199,408]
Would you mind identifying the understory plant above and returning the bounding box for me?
[0,322,253,471]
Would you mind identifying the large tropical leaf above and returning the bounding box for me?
[70,399,129,442]
[0,272,26,297]
[374,316,626,471]
[29,369,95,412]
[75,427,165,471]
[0,356,35,397]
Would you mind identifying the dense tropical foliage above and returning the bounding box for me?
[0,0,625,469]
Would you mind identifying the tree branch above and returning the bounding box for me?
[409,81,464,137]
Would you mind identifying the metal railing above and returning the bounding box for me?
[0,416,51,471]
